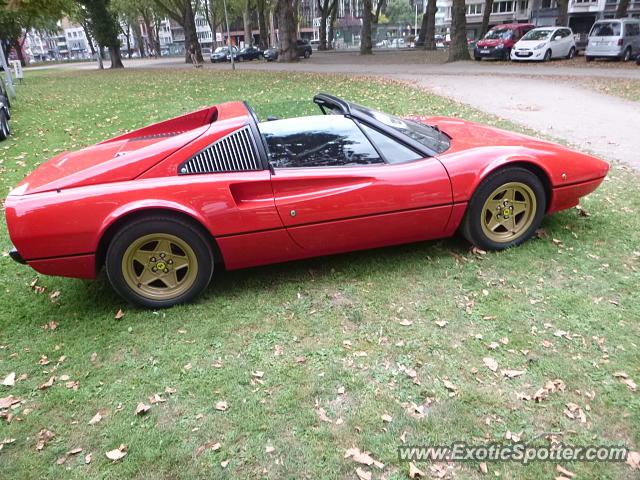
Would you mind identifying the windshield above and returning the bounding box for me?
[214,47,229,53]
[522,29,552,41]
[484,28,512,40]
[349,104,450,154]
[590,22,621,37]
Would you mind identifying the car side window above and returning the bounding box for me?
[359,123,423,164]
[260,115,383,168]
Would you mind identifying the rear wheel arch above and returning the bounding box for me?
[95,208,224,274]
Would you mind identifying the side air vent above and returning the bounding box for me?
[178,126,261,175]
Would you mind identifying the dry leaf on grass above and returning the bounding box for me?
[215,401,228,411]
[106,444,127,461]
[114,309,125,320]
[409,462,426,478]
[149,394,166,404]
[621,378,637,391]
[39,376,55,390]
[626,451,640,470]
[35,429,55,450]
[135,402,150,416]
[88,412,102,425]
[316,407,333,423]
[381,414,393,423]
[220,460,230,468]
[0,396,21,409]
[2,372,15,387]
[165,387,176,394]
[265,445,275,453]
[435,321,448,328]
[483,357,498,372]
[85,453,92,464]
[479,462,488,474]
[344,447,384,469]
[399,319,413,326]
[556,465,576,477]
[355,467,372,480]
[196,441,221,454]
[501,369,525,378]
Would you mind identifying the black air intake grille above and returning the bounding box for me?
[178,126,261,174]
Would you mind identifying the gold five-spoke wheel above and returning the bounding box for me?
[121,233,199,301]
[481,182,537,243]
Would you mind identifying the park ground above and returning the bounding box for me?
[0,65,639,479]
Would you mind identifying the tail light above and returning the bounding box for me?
[618,39,623,46]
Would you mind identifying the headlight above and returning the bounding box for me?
[534,43,546,50]
[495,44,504,49]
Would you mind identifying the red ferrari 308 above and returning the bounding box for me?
[5,94,609,308]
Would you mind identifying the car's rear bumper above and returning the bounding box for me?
[547,176,606,214]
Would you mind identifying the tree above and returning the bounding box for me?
[615,0,630,18]
[242,0,254,45]
[448,0,470,61]
[317,0,336,50]
[255,0,270,49]
[424,0,437,49]
[327,0,337,49]
[385,0,412,25]
[275,0,297,61]
[360,0,373,54]
[154,0,202,63]
[479,0,493,38]
[80,0,124,67]
[556,0,569,26]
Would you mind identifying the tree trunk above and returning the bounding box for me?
[360,0,373,55]
[480,0,494,38]
[372,0,384,45]
[615,0,630,18]
[183,0,203,63]
[318,0,330,50]
[243,4,253,46]
[122,26,132,57]
[109,46,124,68]
[133,23,146,57]
[257,0,269,49]
[416,13,428,47]
[328,1,337,49]
[448,0,470,61]
[275,0,298,61]
[556,0,569,26]
[425,0,437,50]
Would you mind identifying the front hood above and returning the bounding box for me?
[10,125,210,196]
[476,39,505,47]
[515,40,547,48]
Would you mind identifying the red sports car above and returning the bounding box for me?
[5,94,609,308]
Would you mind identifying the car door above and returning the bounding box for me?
[261,115,453,255]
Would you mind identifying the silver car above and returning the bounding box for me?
[585,19,640,62]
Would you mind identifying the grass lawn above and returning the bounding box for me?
[0,68,639,480]
[587,78,640,102]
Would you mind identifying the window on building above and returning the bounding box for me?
[491,1,515,13]
[466,3,483,15]
[518,0,529,10]
[541,0,557,8]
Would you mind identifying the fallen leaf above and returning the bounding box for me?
[0,396,21,409]
[381,414,393,423]
[316,407,333,423]
[265,445,275,453]
[435,321,448,328]
[165,387,176,394]
[35,429,55,450]
[483,357,498,372]
[220,460,230,468]
[135,402,150,416]
[149,394,166,404]
[409,462,426,478]
[626,451,640,470]
[501,369,525,378]
[88,412,102,425]
[251,371,264,378]
[215,401,228,411]
[621,378,637,391]
[356,467,372,480]
[85,453,92,464]
[442,379,457,391]
[556,465,576,477]
[294,356,307,363]
[612,371,629,378]
[67,447,83,455]
[1,372,15,387]
[345,447,385,469]
[479,462,488,474]
[399,319,413,326]
[114,309,125,320]
[105,444,127,461]
[39,376,55,390]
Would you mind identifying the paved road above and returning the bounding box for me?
[26,52,640,169]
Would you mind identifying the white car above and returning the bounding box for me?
[511,27,576,62]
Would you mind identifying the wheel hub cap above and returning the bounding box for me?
[480,181,537,243]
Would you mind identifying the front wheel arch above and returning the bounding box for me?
[96,208,224,275]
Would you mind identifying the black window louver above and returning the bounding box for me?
[178,126,261,175]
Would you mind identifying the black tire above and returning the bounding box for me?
[585,55,594,62]
[474,56,481,61]
[543,49,552,62]
[622,48,631,62]
[503,48,511,61]
[238,55,245,62]
[106,216,214,308]
[637,56,640,66]
[304,50,311,59]
[460,167,546,251]
[0,110,9,141]
[566,46,576,59]
[258,53,264,60]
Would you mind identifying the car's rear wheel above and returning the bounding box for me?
[0,110,9,141]
[304,50,311,58]
[543,49,552,62]
[566,46,576,59]
[461,167,546,251]
[622,47,631,62]
[106,216,214,308]
[586,55,594,62]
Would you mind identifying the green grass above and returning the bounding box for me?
[1,68,639,480]
[588,78,640,102]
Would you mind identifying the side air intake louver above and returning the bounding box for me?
[178,126,261,175]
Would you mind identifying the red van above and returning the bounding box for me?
[474,23,535,61]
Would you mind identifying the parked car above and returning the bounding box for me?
[573,32,589,52]
[585,19,640,62]
[211,46,238,63]
[264,40,312,61]
[511,27,576,61]
[5,94,609,308]
[309,39,320,49]
[0,100,10,141]
[0,76,10,119]
[228,46,264,62]
[474,24,535,61]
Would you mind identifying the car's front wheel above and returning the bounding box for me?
[0,110,10,141]
[543,49,552,62]
[461,167,546,251]
[106,216,214,308]
[566,47,576,59]
[304,50,311,59]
